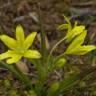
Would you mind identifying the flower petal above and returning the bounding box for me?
[23,32,37,50]
[66,25,85,42]
[0,50,22,64]
[63,15,72,32]
[58,24,69,30]
[69,45,96,55]
[16,25,25,44]
[24,50,41,58]
[6,54,22,64]
[65,30,87,55]
[0,35,18,50]
[63,15,71,24]
[0,50,13,60]
[71,26,85,36]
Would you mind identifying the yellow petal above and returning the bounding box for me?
[6,54,22,64]
[74,21,78,27]
[70,45,96,55]
[63,15,71,24]
[58,24,69,30]
[24,50,41,58]
[71,26,85,36]
[0,35,18,50]
[66,26,85,42]
[0,50,22,64]
[23,32,37,50]
[16,25,25,44]
[0,50,13,60]
[65,30,87,54]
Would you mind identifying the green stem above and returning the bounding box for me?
[30,59,46,95]
[37,3,46,65]
[47,37,66,64]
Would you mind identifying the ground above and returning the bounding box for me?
[0,0,96,96]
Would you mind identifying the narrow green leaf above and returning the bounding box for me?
[38,6,47,65]
[0,61,33,90]
[56,68,96,94]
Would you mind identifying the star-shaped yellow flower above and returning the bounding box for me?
[65,30,96,55]
[0,25,41,64]
[58,15,85,42]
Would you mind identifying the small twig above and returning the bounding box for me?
[13,12,39,23]
[72,1,95,8]
[54,70,62,79]
[0,67,8,71]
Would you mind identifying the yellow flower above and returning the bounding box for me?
[65,30,96,55]
[58,15,85,42]
[0,25,41,64]
[65,25,85,42]
[58,15,71,32]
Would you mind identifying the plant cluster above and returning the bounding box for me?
[0,15,95,96]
